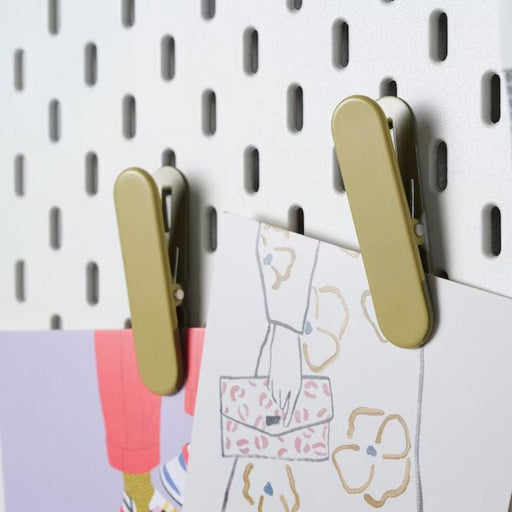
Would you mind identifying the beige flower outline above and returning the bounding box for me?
[260,226,297,291]
[242,463,301,512]
[360,290,388,343]
[332,407,411,508]
[303,285,349,373]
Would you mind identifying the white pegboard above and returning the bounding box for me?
[1,0,511,330]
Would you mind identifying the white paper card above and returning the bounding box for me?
[185,214,512,512]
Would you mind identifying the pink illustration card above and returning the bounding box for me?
[0,328,205,512]
[185,213,512,512]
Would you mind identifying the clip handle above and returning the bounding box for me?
[332,96,433,349]
[114,167,185,395]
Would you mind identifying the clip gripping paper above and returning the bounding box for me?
[114,166,188,395]
[332,95,433,349]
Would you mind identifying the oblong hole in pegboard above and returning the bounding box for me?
[85,152,98,196]
[483,205,502,257]
[430,11,448,62]
[201,0,215,20]
[289,205,305,235]
[48,0,60,35]
[332,148,345,193]
[287,0,302,11]
[49,99,61,142]
[123,94,136,139]
[288,84,303,132]
[206,206,218,252]
[14,154,25,196]
[332,20,349,69]
[482,72,501,124]
[122,0,135,27]
[491,74,501,124]
[202,89,217,136]
[86,261,100,305]
[84,42,97,86]
[50,314,62,329]
[14,260,25,302]
[243,28,259,75]
[435,141,448,191]
[161,35,175,81]
[162,148,176,167]
[14,49,24,91]
[49,207,62,250]
[244,146,260,194]
[380,78,397,97]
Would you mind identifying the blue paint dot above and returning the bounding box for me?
[305,321,313,335]
[366,445,377,457]
[263,254,273,266]
[264,482,274,496]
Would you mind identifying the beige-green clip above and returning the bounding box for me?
[332,95,433,349]
[114,166,188,395]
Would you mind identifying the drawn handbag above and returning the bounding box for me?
[220,376,333,461]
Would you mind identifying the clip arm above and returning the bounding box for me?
[332,96,433,349]
[114,167,185,395]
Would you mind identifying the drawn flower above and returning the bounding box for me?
[302,285,349,372]
[360,290,388,343]
[259,225,297,290]
[332,407,411,508]
[242,462,301,511]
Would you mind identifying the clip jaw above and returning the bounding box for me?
[332,95,433,349]
[114,166,188,395]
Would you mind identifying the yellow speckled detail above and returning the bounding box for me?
[123,472,154,511]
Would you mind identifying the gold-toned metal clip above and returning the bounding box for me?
[332,95,433,349]
[114,166,188,395]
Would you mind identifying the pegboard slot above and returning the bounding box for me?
[86,262,99,305]
[122,0,135,27]
[48,0,60,35]
[49,99,61,142]
[14,154,25,196]
[14,49,24,91]
[332,20,349,69]
[161,35,175,81]
[287,0,302,11]
[289,205,305,235]
[162,148,176,167]
[244,146,260,194]
[50,314,62,329]
[201,0,215,20]
[483,205,502,257]
[123,95,136,139]
[288,84,303,132]
[206,206,218,252]
[430,11,448,62]
[49,207,62,250]
[202,90,216,136]
[84,42,97,86]
[490,73,501,124]
[14,261,25,303]
[380,78,397,97]
[436,141,448,191]
[85,152,98,195]
[243,28,259,75]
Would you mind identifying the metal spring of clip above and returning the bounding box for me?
[332,95,433,349]
[114,166,188,395]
